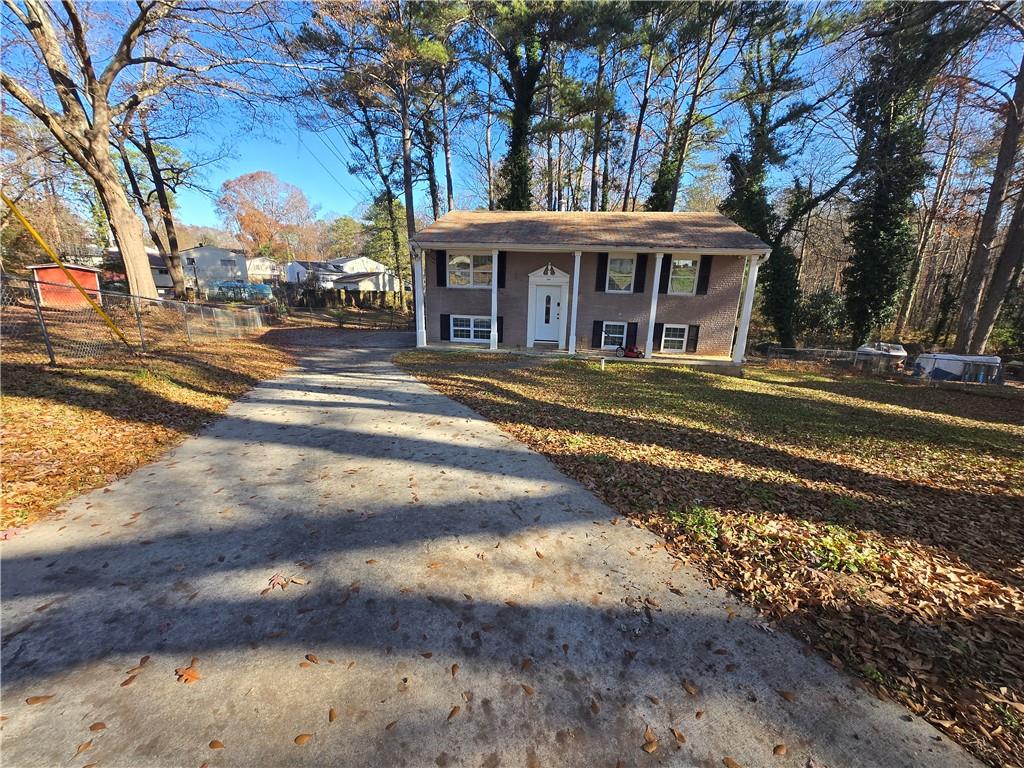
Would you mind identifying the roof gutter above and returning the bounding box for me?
[409,241,771,257]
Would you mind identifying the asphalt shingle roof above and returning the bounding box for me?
[412,210,769,252]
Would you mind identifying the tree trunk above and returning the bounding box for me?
[955,47,1024,352]
[545,73,554,210]
[485,67,495,211]
[589,51,606,212]
[439,65,456,213]
[895,87,963,339]
[970,190,1024,353]
[117,140,167,256]
[422,115,441,220]
[89,136,158,298]
[622,44,654,212]
[138,118,186,297]
[399,82,416,293]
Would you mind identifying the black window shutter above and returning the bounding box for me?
[633,253,648,293]
[497,251,506,288]
[695,255,712,295]
[591,320,603,348]
[440,313,451,341]
[658,256,671,294]
[686,324,700,353]
[436,250,447,287]
[497,316,503,343]
[595,253,608,292]
[626,322,639,347]
[653,322,664,350]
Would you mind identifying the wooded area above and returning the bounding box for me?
[1,0,1021,353]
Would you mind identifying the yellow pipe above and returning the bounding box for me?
[1,189,133,348]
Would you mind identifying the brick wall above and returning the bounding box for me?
[423,250,746,357]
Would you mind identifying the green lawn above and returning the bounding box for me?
[398,351,1024,768]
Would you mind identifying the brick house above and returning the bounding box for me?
[410,211,770,364]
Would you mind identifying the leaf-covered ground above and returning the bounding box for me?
[1,339,292,529]
[397,351,1024,768]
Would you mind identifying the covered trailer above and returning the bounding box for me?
[913,353,1001,384]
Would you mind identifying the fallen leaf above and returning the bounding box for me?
[25,695,54,705]
[290,577,309,586]
[773,744,787,756]
[427,562,443,570]
[723,759,741,768]
[385,720,397,731]
[120,674,137,687]
[591,699,600,715]
[447,706,460,721]
[175,658,201,684]
[209,740,224,749]
[451,664,460,678]
[299,661,311,668]
[641,740,658,754]
[75,740,92,756]
[682,679,699,696]
[329,707,337,723]
[671,727,686,745]
[294,733,312,745]
[521,658,533,671]
[89,722,106,731]
[521,684,534,695]
[421,652,433,659]
[535,550,544,559]
[306,654,319,664]
[777,690,797,704]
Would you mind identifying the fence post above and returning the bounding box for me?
[29,282,57,365]
[132,296,146,353]
[180,302,192,344]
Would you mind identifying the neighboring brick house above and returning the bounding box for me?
[410,211,769,364]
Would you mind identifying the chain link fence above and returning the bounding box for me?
[1,275,273,365]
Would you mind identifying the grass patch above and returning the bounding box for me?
[1,337,291,528]
[398,350,1024,768]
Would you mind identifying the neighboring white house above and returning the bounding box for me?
[285,257,400,291]
[180,245,248,291]
[148,252,175,294]
[246,255,281,284]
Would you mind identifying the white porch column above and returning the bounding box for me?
[568,250,581,354]
[412,245,427,348]
[644,252,665,358]
[489,248,499,351]
[732,253,765,364]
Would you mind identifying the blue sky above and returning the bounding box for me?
[173,121,372,228]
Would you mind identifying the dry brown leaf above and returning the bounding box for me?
[120,674,137,687]
[682,679,699,696]
[75,740,92,756]
[451,664,460,678]
[447,706,460,721]
[385,720,397,731]
[421,652,433,659]
[299,661,311,669]
[671,727,686,745]
[294,734,312,746]
[290,577,309,585]
[305,654,319,664]
[427,562,443,570]
[175,658,201,684]
[329,707,337,723]
[209,740,224,749]
[641,740,658,754]
[773,744,787,757]
[590,699,600,715]
[535,550,544,559]
[25,695,54,705]
[777,690,797,703]
[88,722,106,732]
[521,658,533,671]
[521,684,534,695]
[723,759,741,768]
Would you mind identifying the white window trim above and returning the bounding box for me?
[601,320,627,350]
[660,323,689,353]
[605,254,637,294]
[450,314,492,344]
[666,256,698,296]
[446,252,494,290]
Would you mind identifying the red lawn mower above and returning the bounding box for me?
[615,344,645,359]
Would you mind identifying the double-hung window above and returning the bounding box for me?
[447,253,492,288]
[602,321,626,349]
[451,315,491,343]
[606,255,636,293]
[667,257,698,294]
[660,324,688,353]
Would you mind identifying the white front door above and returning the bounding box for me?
[533,284,562,342]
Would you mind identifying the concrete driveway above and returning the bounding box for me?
[1,331,978,768]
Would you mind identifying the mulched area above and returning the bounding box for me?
[1,338,292,529]
[397,351,1024,768]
